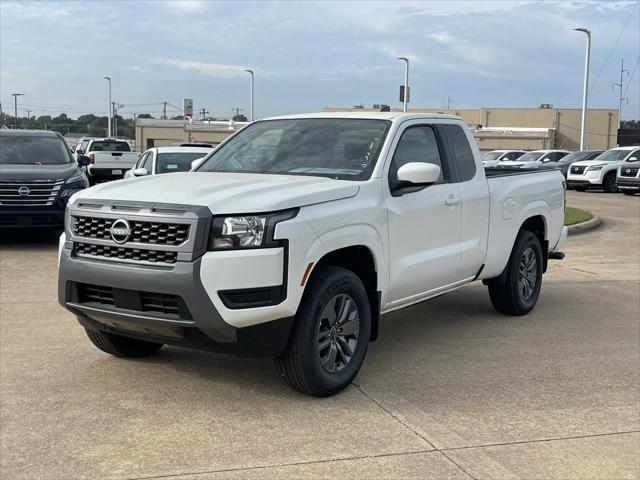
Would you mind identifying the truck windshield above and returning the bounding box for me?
[197,118,390,180]
[90,140,131,152]
[0,135,72,165]
[156,152,209,174]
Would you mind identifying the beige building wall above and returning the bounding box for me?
[134,120,247,152]
[323,106,619,151]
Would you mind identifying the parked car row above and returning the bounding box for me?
[483,146,640,194]
[0,130,217,229]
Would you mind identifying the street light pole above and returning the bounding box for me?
[244,69,254,121]
[11,93,24,129]
[574,28,591,150]
[103,76,112,138]
[397,57,409,112]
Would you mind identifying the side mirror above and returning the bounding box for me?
[628,157,638,162]
[76,149,84,155]
[396,162,441,187]
[77,155,91,167]
[191,157,205,170]
[132,167,148,177]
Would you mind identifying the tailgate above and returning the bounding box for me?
[92,152,138,168]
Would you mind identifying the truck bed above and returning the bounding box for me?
[484,166,549,177]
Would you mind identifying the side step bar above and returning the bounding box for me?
[548,251,565,260]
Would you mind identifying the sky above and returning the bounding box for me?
[1,0,639,120]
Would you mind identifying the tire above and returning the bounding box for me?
[84,328,163,358]
[603,173,618,193]
[275,266,371,397]
[622,191,637,196]
[488,230,543,316]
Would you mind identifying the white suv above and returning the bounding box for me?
[124,146,214,178]
[567,146,640,193]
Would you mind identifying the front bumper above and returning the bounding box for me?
[567,169,603,187]
[616,177,640,191]
[0,202,67,228]
[58,245,294,357]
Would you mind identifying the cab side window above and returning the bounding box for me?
[389,126,446,187]
[441,124,476,181]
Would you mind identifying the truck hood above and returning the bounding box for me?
[0,162,81,182]
[72,172,360,213]
[569,160,622,167]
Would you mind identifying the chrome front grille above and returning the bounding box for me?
[72,216,190,245]
[75,242,178,264]
[621,167,639,177]
[0,179,64,206]
[570,165,587,175]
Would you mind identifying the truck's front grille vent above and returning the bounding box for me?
[75,283,189,320]
[570,165,587,175]
[78,284,115,306]
[140,292,180,316]
[74,242,178,264]
[621,167,639,177]
[0,179,64,206]
[72,216,190,246]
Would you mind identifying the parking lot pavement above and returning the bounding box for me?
[1,191,638,480]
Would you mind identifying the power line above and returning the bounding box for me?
[622,57,640,98]
[588,0,639,94]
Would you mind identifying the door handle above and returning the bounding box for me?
[445,195,460,206]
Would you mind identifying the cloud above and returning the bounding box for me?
[130,65,150,73]
[162,0,208,13]
[431,32,452,44]
[158,59,251,78]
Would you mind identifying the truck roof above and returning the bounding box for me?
[264,112,463,122]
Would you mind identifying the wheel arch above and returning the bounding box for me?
[310,245,381,342]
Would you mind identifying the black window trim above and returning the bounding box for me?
[387,122,455,196]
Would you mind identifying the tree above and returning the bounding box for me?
[233,113,248,122]
[137,113,154,119]
[620,120,639,129]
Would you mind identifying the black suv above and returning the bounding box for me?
[0,130,89,228]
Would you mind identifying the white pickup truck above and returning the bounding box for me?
[58,112,567,396]
[75,138,140,184]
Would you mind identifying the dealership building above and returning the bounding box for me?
[134,106,619,153]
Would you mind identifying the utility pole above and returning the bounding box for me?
[11,93,24,129]
[199,108,209,120]
[397,57,409,112]
[446,96,453,109]
[103,77,112,137]
[163,102,167,120]
[27,110,31,121]
[232,107,244,119]
[613,59,629,130]
[244,69,254,121]
[574,27,591,150]
[0,102,3,127]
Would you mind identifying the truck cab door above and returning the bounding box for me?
[384,123,463,307]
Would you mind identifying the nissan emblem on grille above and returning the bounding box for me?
[18,186,30,196]
[110,219,131,244]
[627,169,631,174]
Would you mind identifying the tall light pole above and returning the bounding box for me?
[397,57,409,112]
[103,76,112,137]
[574,28,591,150]
[244,69,254,121]
[11,93,24,129]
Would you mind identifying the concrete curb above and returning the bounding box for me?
[568,216,601,235]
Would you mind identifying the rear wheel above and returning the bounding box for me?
[488,230,543,316]
[276,266,371,397]
[85,328,163,357]
[603,172,618,193]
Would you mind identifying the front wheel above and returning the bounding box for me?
[488,230,543,316]
[276,266,371,397]
[85,328,163,357]
[603,173,618,193]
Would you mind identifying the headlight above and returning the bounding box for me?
[588,165,605,171]
[209,209,298,250]
[60,188,84,198]
[60,172,89,198]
